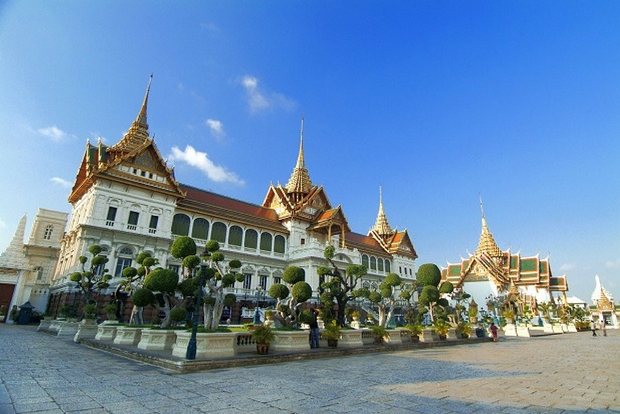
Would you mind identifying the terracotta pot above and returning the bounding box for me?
[256,343,270,355]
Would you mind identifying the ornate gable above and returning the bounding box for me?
[68,77,185,204]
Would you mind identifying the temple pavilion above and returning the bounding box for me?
[441,207,569,317]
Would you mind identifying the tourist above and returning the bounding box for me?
[490,322,498,342]
[602,319,607,337]
[310,308,320,348]
[590,319,597,336]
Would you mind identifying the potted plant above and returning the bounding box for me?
[251,324,276,354]
[322,321,341,348]
[370,325,390,344]
[83,304,97,321]
[433,319,449,340]
[404,322,422,342]
[456,321,471,338]
[103,303,117,321]
[350,310,360,321]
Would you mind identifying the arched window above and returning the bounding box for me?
[191,218,209,240]
[362,255,369,268]
[274,235,285,254]
[229,226,243,247]
[245,229,258,249]
[385,260,391,273]
[171,214,190,236]
[211,222,227,243]
[260,232,272,252]
[370,257,377,271]
[377,258,384,272]
[115,246,134,277]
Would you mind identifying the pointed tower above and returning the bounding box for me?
[285,118,313,203]
[112,74,152,153]
[474,197,503,259]
[371,186,394,237]
[0,214,28,269]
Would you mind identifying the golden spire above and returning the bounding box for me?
[285,118,313,199]
[372,185,393,236]
[475,196,503,257]
[114,75,152,152]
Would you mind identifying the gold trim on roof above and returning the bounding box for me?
[112,75,152,154]
[285,118,313,200]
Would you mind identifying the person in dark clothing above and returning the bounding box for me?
[310,308,320,348]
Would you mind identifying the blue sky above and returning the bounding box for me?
[1,2,619,302]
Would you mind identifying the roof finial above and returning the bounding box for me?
[479,193,485,219]
[371,185,393,236]
[285,117,313,198]
[114,75,153,151]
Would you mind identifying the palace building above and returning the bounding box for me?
[46,79,418,321]
[441,208,569,314]
[0,210,68,322]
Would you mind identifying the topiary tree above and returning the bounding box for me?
[353,272,408,327]
[268,265,312,327]
[416,263,452,323]
[69,244,111,307]
[316,245,367,327]
[185,239,243,330]
[143,268,179,328]
[114,251,159,325]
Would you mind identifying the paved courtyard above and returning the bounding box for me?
[0,324,617,413]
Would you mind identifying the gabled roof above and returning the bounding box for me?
[68,78,185,204]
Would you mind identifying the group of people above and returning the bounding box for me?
[591,319,607,337]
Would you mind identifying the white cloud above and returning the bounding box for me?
[605,258,620,270]
[206,119,225,140]
[559,263,576,272]
[38,125,68,142]
[241,75,296,113]
[168,145,244,185]
[50,177,72,188]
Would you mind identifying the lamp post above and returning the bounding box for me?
[253,287,263,325]
[186,247,210,360]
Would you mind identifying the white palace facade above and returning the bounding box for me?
[45,79,418,320]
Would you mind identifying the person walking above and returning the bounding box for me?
[602,318,607,337]
[310,308,320,348]
[590,319,597,336]
[490,322,498,342]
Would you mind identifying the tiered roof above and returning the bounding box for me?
[68,76,185,204]
[442,211,568,293]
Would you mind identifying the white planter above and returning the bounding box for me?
[272,330,310,352]
[419,328,439,342]
[552,324,564,334]
[567,323,578,333]
[56,321,80,337]
[516,325,531,337]
[172,332,237,359]
[95,324,118,341]
[138,329,177,351]
[114,327,142,345]
[338,329,363,348]
[503,323,517,337]
[37,320,52,332]
[386,329,404,344]
[74,320,99,342]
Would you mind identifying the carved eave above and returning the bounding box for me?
[390,230,417,259]
[69,138,185,204]
[263,183,332,222]
[304,205,350,248]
